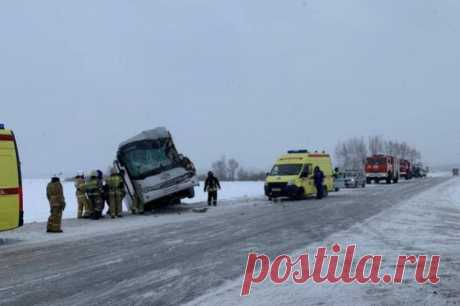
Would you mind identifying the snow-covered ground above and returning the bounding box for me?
[15,184,377,225]
[22,173,451,224]
[185,176,460,306]
[428,171,452,178]
[22,179,265,223]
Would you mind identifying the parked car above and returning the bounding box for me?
[343,170,366,188]
[413,163,429,178]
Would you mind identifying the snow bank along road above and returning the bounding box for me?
[0,177,453,306]
[21,180,264,223]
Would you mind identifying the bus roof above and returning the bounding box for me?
[119,127,171,149]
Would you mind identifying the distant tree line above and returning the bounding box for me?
[335,136,422,170]
[198,156,267,181]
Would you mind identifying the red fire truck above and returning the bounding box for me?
[365,155,400,184]
[400,159,413,180]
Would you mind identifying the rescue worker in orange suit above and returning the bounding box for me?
[204,171,221,206]
[46,175,66,233]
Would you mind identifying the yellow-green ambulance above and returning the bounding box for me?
[0,124,23,231]
[265,150,334,200]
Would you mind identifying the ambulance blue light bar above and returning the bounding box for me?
[0,123,5,129]
[287,150,309,154]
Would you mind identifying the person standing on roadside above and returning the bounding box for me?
[204,171,221,206]
[96,170,109,216]
[313,166,325,199]
[46,175,66,233]
[85,171,104,219]
[74,172,90,218]
[105,168,126,218]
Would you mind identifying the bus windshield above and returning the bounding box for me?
[119,139,179,179]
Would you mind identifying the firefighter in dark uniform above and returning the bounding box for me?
[96,170,109,216]
[46,176,66,233]
[204,171,221,206]
[313,166,325,199]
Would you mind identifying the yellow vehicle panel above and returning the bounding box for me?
[0,128,23,231]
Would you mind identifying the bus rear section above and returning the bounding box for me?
[0,125,23,231]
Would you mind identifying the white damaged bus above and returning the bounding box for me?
[115,127,199,211]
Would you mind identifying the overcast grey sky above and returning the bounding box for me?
[1,0,459,178]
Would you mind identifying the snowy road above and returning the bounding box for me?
[0,177,453,306]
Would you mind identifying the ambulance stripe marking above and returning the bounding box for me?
[0,135,14,141]
[0,188,20,196]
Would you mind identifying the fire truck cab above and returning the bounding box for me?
[365,155,400,184]
[400,159,413,180]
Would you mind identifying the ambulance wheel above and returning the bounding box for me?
[295,188,305,201]
[366,178,372,184]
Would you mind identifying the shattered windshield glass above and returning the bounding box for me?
[119,139,179,179]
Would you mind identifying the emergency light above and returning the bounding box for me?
[288,150,309,154]
[0,123,5,129]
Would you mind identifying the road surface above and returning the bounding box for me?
[0,178,448,306]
